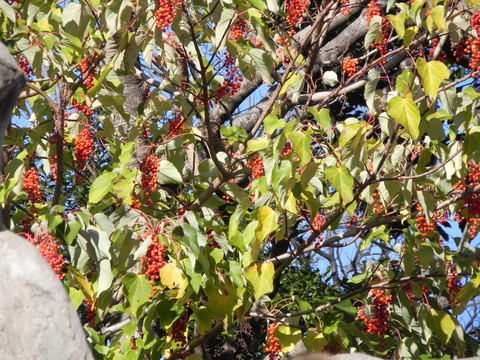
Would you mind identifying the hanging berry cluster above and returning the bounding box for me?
[80,298,96,326]
[154,0,183,32]
[285,0,309,36]
[311,213,326,247]
[78,57,97,91]
[364,0,381,23]
[445,261,462,307]
[453,162,480,238]
[141,233,168,280]
[140,154,161,194]
[74,127,94,185]
[372,189,385,215]
[247,154,265,184]
[71,99,93,117]
[263,322,281,360]
[229,18,248,42]
[357,288,392,345]
[22,167,42,204]
[27,231,66,281]
[341,58,359,77]
[18,57,34,77]
[210,53,243,102]
[415,204,436,242]
[281,142,293,157]
[167,115,184,138]
[172,310,189,344]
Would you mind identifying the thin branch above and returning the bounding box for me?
[248,273,469,319]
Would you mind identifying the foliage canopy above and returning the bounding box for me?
[2,0,480,359]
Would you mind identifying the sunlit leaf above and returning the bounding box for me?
[245,261,274,299]
[325,165,354,205]
[160,263,189,298]
[387,94,420,140]
[416,58,450,98]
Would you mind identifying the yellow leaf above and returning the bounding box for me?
[160,263,188,298]
[255,206,278,243]
[245,262,274,299]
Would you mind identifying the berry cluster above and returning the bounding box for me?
[415,205,435,241]
[167,115,184,138]
[229,18,248,42]
[275,36,291,65]
[247,155,265,184]
[263,322,281,360]
[18,57,34,77]
[27,231,66,280]
[78,57,96,91]
[210,53,243,102]
[372,189,385,215]
[81,298,96,326]
[281,142,293,157]
[357,288,392,345]
[71,99,93,117]
[50,156,58,182]
[427,37,446,62]
[142,236,168,280]
[311,213,326,246]
[453,162,480,238]
[74,127,94,184]
[402,282,430,303]
[154,0,183,32]
[140,154,161,199]
[172,310,189,344]
[341,58,359,77]
[250,36,265,48]
[339,0,350,16]
[365,0,381,23]
[285,0,309,36]
[22,167,42,203]
[445,261,461,307]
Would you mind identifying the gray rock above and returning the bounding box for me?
[0,231,94,360]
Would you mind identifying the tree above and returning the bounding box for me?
[1,0,480,358]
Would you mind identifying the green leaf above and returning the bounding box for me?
[308,108,331,131]
[158,160,183,184]
[122,274,151,318]
[416,58,450,98]
[428,309,456,344]
[68,266,94,301]
[207,293,239,319]
[365,15,382,49]
[247,137,270,154]
[275,325,302,354]
[263,114,286,135]
[255,206,278,243]
[244,261,274,299]
[0,1,16,22]
[323,71,338,86]
[288,128,312,166]
[266,0,279,13]
[430,5,446,32]
[249,48,272,83]
[386,13,406,38]
[89,172,116,204]
[404,26,418,48]
[215,8,235,49]
[387,94,421,140]
[97,259,113,296]
[325,165,354,205]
